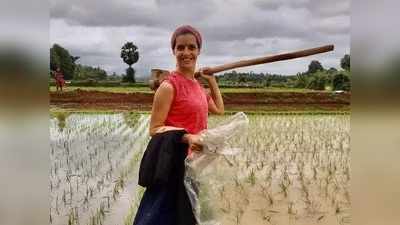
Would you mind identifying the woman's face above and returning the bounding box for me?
[173,33,200,71]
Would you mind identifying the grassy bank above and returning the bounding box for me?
[50,86,317,94]
[50,108,349,116]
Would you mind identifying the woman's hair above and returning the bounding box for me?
[171,25,202,51]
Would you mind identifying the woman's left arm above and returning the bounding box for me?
[200,68,224,115]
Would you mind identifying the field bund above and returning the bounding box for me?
[50,89,350,112]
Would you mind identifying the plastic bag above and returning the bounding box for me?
[184,112,249,225]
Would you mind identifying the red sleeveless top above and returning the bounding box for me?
[164,71,210,134]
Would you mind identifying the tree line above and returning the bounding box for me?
[50,43,350,91]
[217,54,350,91]
[50,42,139,82]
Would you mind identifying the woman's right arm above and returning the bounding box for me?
[149,81,179,136]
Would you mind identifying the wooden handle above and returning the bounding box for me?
[195,44,334,76]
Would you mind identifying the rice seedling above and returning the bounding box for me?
[247,169,256,186]
[50,113,150,225]
[50,113,349,225]
[205,114,350,225]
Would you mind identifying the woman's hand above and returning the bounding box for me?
[198,67,215,82]
[198,67,225,115]
[183,134,204,152]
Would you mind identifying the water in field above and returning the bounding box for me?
[204,115,350,225]
[50,113,350,225]
[50,113,150,225]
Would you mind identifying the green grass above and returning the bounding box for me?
[50,86,317,94]
[219,87,318,93]
[50,108,151,115]
[215,111,349,116]
[50,108,349,115]
[49,86,153,93]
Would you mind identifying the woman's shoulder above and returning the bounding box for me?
[166,71,180,81]
[158,80,173,90]
[161,72,176,86]
[158,73,176,95]
[163,71,185,88]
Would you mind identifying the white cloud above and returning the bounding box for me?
[50,0,350,76]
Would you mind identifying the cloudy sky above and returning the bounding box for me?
[50,0,350,78]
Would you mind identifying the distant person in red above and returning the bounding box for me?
[54,67,65,91]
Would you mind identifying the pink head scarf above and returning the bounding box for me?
[171,25,202,51]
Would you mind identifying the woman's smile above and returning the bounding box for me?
[181,57,194,64]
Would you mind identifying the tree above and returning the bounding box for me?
[123,67,136,83]
[109,72,120,81]
[327,67,338,74]
[295,73,308,88]
[238,73,246,83]
[340,54,350,71]
[74,64,108,80]
[307,71,329,90]
[307,60,324,74]
[333,73,350,91]
[50,44,75,80]
[71,56,80,63]
[120,42,139,83]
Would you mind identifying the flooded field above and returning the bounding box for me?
[50,113,149,225]
[50,113,350,225]
[203,115,350,225]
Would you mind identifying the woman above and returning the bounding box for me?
[133,25,224,225]
[54,67,65,91]
[150,25,224,150]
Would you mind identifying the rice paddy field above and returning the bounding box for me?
[49,113,150,225]
[50,113,350,225]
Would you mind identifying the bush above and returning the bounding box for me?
[307,72,329,90]
[332,73,351,91]
[270,82,286,88]
[294,73,308,88]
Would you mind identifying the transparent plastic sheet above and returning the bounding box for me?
[184,112,249,225]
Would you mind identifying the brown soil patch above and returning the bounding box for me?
[50,89,350,111]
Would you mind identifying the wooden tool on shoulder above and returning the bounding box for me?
[149,44,334,91]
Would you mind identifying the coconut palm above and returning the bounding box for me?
[120,42,139,82]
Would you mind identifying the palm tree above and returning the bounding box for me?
[120,42,139,82]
